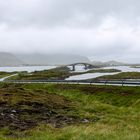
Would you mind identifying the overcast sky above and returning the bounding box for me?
[0,0,140,62]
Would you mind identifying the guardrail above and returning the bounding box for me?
[4,79,140,86]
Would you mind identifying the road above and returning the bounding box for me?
[1,73,140,87]
[3,78,140,87]
[0,74,18,82]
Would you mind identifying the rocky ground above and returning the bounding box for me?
[0,83,92,135]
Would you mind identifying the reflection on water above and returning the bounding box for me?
[66,72,119,80]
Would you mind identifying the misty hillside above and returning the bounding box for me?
[0,52,127,67]
[0,52,24,66]
[104,61,125,66]
[17,53,90,65]
[91,60,126,66]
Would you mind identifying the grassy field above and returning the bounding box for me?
[94,72,140,80]
[0,83,140,140]
[7,67,70,80]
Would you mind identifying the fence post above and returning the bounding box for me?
[122,80,124,86]
[105,80,107,85]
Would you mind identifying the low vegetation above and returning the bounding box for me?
[131,66,140,68]
[73,68,121,75]
[94,72,140,80]
[7,67,70,80]
[0,83,140,139]
[0,72,15,78]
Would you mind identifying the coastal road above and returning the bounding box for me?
[3,79,140,87]
[0,74,18,82]
[1,73,140,87]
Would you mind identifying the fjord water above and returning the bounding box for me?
[0,66,56,72]
[66,66,140,80]
[66,72,120,80]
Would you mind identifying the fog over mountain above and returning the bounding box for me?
[91,60,126,66]
[0,52,135,66]
[0,52,24,66]
[0,52,90,66]
[17,53,90,65]
[0,0,140,63]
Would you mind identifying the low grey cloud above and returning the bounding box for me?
[0,0,140,62]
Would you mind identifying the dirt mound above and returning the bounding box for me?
[0,84,90,134]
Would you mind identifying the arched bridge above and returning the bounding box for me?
[67,63,96,71]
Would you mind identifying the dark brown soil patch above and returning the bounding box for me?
[0,84,91,134]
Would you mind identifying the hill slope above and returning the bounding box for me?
[91,60,126,66]
[17,53,90,65]
[0,52,24,66]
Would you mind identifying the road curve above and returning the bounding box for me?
[0,74,18,82]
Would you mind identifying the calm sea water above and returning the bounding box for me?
[66,66,140,80]
[0,66,56,72]
[66,72,119,80]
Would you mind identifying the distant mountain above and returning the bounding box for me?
[0,52,128,67]
[91,61,104,66]
[0,52,24,66]
[91,60,126,66]
[17,53,90,65]
[104,61,125,66]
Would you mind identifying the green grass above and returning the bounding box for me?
[0,72,15,78]
[8,67,70,80]
[0,83,140,139]
[83,68,121,73]
[94,72,140,80]
[131,66,140,68]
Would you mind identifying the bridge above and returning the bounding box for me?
[67,62,96,71]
